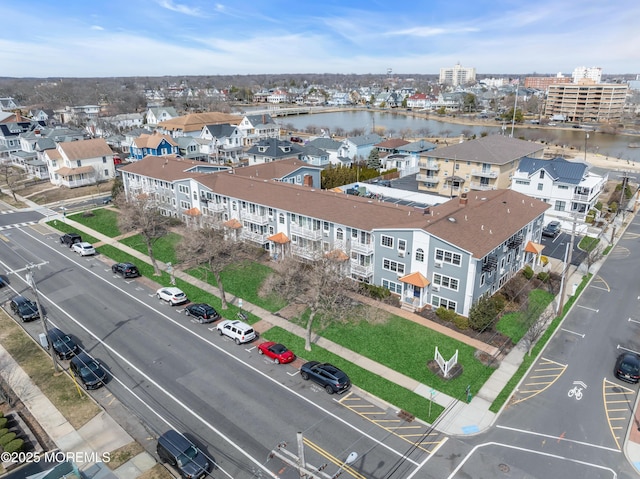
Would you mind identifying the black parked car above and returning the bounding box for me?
[184,303,220,324]
[69,352,107,390]
[112,262,141,278]
[10,295,40,322]
[47,327,78,360]
[157,430,209,479]
[542,221,561,238]
[300,361,351,394]
[60,232,82,247]
[614,352,640,384]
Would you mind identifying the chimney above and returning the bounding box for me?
[459,193,468,206]
[423,206,430,215]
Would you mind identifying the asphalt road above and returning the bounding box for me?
[0,225,444,479]
[436,211,640,478]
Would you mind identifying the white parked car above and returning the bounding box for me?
[216,319,257,345]
[156,287,188,306]
[72,242,96,256]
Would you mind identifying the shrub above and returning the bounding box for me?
[453,315,469,330]
[522,265,534,280]
[435,306,458,322]
[468,296,499,331]
[594,201,603,211]
[0,429,8,438]
[360,283,391,301]
[0,418,7,429]
[537,272,550,283]
[0,432,16,447]
[3,438,23,454]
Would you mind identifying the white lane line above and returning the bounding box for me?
[446,442,618,479]
[560,328,585,338]
[495,425,621,453]
[576,305,599,312]
[15,229,421,466]
[618,344,640,356]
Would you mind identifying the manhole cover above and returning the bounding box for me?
[498,463,510,473]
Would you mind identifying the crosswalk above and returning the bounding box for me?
[0,221,39,231]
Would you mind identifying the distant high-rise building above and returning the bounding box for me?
[572,66,602,84]
[524,75,571,90]
[439,63,476,86]
[544,81,627,122]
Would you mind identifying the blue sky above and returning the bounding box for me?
[1,0,638,78]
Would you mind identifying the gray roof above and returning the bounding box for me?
[36,138,56,150]
[245,113,275,126]
[428,135,544,165]
[246,138,304,158]
[348,133,384,147]
[149,107,179,117]
[517,156,588,185]
[300,144,328,157]
[203,124,237,138]
[399,140,437,153]
[307,137,342,150]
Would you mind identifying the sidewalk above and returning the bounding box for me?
[4,196,640,476]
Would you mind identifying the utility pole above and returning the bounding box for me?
[10,262,57,372]
[557,216,577,315]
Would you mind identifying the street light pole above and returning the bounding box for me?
[331,452,358,479]
[584,133,589,162]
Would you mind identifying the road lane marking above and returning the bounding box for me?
[512,358,566,405]
[561,328,585,337]
[303,438,367,479]
[12,229,420,469]
[576,305,599,312]
[603,378,636,450]
[495,425,621,453]
[617,344,640,355]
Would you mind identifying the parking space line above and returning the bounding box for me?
[512,357,567,405]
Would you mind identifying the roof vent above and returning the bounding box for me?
[448,217,456,222]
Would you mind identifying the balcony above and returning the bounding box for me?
[470,169,498,178]
[572,193,590,202]
[291,244,322,260]
[206,201,226,212]
[240,230,268,244]
[416,174,440,183]
[482,255,498,272]
[469,182,496,191]
[290,223,323,241]
[243,211,270,225]
[350,261,374,277]
[351,241,374,255]
[418,161,440,171]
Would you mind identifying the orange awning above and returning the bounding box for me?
[325,249,349,261]
[268,232,290,244]
[524,241,545,254]
[223,218,242,229]
[184,207,201,216]
[399,271,430,287]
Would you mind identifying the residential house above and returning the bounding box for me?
[327,92,351,106]
[510,156,607,224]
[245,138,303,165]
[120,155,550,315]
[306,137,349,166]
[266,90,290,104]
[176,136,208,162]
[298,144,330,168]
[237,114,279,146]
[157,112,242,138]
[0,98,19,111]
[44,138,115,188]
[232,158,322,188]
[104,113,144,130]
[29,109,54,124]
[122,128,153,156]
[0,120,46,160]
[417,135,545,196]
[199,124,244,163]
[145,107,179,127]
[339,134,384,163]
[129,133,179,161]
[406,93,433,110]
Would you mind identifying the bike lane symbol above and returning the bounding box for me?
[568,380,587,400]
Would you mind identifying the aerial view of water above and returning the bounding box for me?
[274,109,640,163]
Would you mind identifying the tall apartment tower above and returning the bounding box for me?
[439,63,476,86]
[572,66,602,84]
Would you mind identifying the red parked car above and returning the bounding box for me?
[258,341,296,364]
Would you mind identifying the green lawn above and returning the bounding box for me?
[46,220,100,244]
[496,289,555,343]
[68,209,122,237]
[262,327,445,423]
[120,233,182,264]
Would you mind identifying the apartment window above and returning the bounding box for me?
[104,169,108,177]
[102,157,107,163]
[480,273,486,286]
[554,200,566,211]
[383,259,405,275]
[382,279,402,294]
[178,185,189,194]
[515,180,529,185]
[336,228,344,241]
[179,200,191,209]
[415,248,424,262]
[279,213,285,224]
[433,273,459,291]
[76,160,81,167]
[537,183,543,191]
[268,208,274,218]
[539,171,544,179]
[398,239,406,252]
[432,296,456,311]
[323,221,330,232]
[381,235,394,248]
[435,248,461,266]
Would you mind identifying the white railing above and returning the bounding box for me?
[469,182,496,191]
[240,231,268,244]
[291,245,322,260]
[418,161,440,171]
[470,169,498,178]
[290,223,323,240]
[351,242,374,255]
[243,211,270,225]
[416,174,440,183]
[350,262,373,276]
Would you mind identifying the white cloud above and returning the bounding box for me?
[157,0,201,17]
[91,25,104,31]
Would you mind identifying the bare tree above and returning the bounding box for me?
[261,255,359,351]
[584,243,604,272]
[0,162,26,202]
[116,193,173,275]
[175,227,245,309]
[523,308,554,355]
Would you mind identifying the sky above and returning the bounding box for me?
[1,0,638,78]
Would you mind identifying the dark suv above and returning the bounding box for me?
[185,303,220,324]
[60,233,82,247]
[542,221,561,238]
[157,430,209,479]
[69,352,107,390]
[300,361,351,394]
[10,295,40,322]
[112,262,140,278]
[47,327,78,360]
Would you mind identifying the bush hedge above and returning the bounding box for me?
[0,432,16,447]
[0,418,7,429]
[4,438,23,453]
